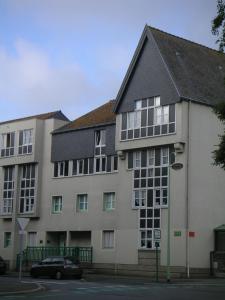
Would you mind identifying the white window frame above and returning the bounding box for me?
[19,165,35,214]
[94,156,106,173]
[0,132,15,157]
[54,161,69,177]
[19,129,33,155]
[52,196,62,214]
[133,189,146,208]
[134,151,141,169]
[2,167,14,215]
[95,130,106,147]
[102,230,115,249]
[76,194,88,212]
[103,192,115,211]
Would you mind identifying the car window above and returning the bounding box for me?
[42,258,52,264]
[52,258,64,264]
[65,259,73,265]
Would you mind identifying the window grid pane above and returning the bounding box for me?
[121,97,175,141]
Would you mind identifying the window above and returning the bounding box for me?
[19,164,35,214]
[52,196,62,214]
[102,230,114,248]
[120,96,175,141]
[95,130,106,147]
[134,151,141,168]
[95,130,106,156]
[131,147,170,249]
[77,194,88,212]
[133,190,146,208]
[28,232,37,247]
[0,132,15,157]
[72,155,117,176]
[54,161,69,177]
[95,156,106,173]
[103,192,115,211]
[4,232,11,248]
[2,166,14,214]
[155,106,169,125]
[19,129,33,155]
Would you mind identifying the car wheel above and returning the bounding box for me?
[55,271,62,280]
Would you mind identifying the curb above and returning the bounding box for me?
[0,282,45,296]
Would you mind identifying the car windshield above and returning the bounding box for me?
[52,258,64,264]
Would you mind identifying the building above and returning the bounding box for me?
[1,26,225,277]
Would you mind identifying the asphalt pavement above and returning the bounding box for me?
[1,273,225,299]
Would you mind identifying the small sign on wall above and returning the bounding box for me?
[189,231,195,238]
[174,231,182,237]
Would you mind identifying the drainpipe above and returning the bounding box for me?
[186,101,191,278]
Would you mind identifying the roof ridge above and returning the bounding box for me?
[149,26,224,56]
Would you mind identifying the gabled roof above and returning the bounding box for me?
[54,100,116,133]
[114,25,225,112]
[0,110,69,125]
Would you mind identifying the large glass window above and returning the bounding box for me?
[131,147,170,249]
[2,166,14,214]
[0,132,15,157]
[19,129,33,155]
[121,97,175,140]
[19,164,35,213]
[52,196,62,214]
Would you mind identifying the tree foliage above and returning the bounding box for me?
[212,0,225,52]
[213,103,225,170]
[212,1,225,169]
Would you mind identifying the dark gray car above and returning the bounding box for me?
[30,256,82,279]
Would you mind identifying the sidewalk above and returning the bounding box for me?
[0,276,44,296]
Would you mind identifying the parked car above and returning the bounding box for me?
[30,256,82,279]
[0,256,7,275]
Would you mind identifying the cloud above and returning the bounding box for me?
[0,38,117,120]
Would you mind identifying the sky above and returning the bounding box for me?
[0,0,219,122]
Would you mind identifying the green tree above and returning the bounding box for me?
[212,0,225,52]
[212,0,225,170]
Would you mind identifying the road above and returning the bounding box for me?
[1,276,225,300]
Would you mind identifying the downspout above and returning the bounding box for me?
[186,101,191,278]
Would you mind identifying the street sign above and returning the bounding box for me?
[174,231,182,237]
[17,218,29,230]
[154,229,161,240]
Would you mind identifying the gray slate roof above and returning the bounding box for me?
[150,27,225,106]
[0,110,69,125]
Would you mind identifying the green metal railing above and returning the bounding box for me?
[16,246,92,269]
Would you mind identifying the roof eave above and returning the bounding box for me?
[52,121,116,135]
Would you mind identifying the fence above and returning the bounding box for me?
[16,246,92,270]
